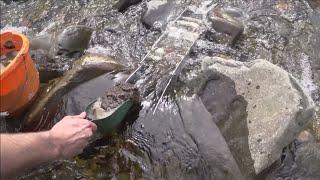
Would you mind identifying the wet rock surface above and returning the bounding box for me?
[264,130,320,180]
[173,97,244,179]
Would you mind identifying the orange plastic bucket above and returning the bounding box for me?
[0,31,39,116]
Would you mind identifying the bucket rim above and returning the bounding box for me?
[0,31,30,79]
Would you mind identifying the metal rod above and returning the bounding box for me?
[152,56,186,114]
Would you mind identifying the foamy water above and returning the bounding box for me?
[299,53,318,97]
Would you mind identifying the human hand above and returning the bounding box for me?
[48,112,97,159]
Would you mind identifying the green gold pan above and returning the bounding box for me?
[85,100,133,135]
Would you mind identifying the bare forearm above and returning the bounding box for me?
[0,112,96,179]
[0,132,59,179]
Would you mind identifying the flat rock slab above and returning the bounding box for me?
[200,57,315,174]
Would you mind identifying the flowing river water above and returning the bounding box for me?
[1,0,320,179]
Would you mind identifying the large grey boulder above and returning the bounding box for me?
[197,57,315,174]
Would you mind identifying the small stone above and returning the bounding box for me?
[142,0,176,29]
[223,7,243,18]
[207,7,244,45]
[57,25,93,55]
[97,155,106,159]
[296,130,315,144]
[114,0,142,12]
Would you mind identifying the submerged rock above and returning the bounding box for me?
[127,97,244,179]
[207,7,244,45]
[193,57,315,175]
[22,54,123,131]
[142,0,177,29]
[114,0,142,12]
[295,142,320,177]
[29,25,93,83]
[265,130,320,180]
[30,34,55,55]
[189,70,256,179]
[30,25,93,57]
[57,25,93,55]
[176,97,244,180]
